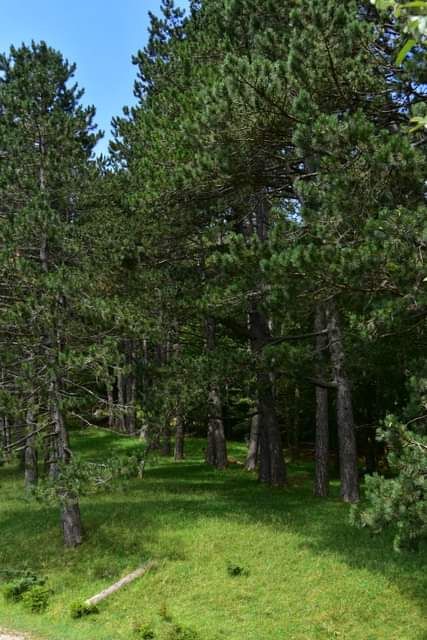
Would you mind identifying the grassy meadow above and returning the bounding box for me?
[0,430,426,640]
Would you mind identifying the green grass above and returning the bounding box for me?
[0,429,426,640]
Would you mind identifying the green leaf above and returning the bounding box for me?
[399,2,427,11]
[396,38,417,64]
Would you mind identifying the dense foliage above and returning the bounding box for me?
[0,0,425,553]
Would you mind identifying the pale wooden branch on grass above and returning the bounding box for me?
[84,560,156,607]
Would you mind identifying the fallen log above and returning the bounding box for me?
[85,560,156,607]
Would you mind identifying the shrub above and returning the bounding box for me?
[133,623,156,639]
[351,408,427,551]
[159,600,172,622]
[227,562,248,577]
[3,573,46,602]
[22,585,52,613]
[70,600,99,619]
[164,624,200,640]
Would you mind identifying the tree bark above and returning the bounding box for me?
[24,409,38,489]
[0,415,12,462]
[250,308,287,487]
[174,410,185,460]
[106,376,115,429]
[245,408,260,471]
[314,305,329,497]
[207,384,228,469]
[241,195,286,487]
[326,301,359,503]
[161,424,172,456]
[206,317,228,469]
[51,382,83,547]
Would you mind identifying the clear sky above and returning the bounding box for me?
[0,1,188,154]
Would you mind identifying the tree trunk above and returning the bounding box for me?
[291,386,301,460]
[0,415,12,462]
[206,317,228,469]
[161,424,171,456]
[246,408,260,471]
[106,376,115,429]
[249,307,287,487]
[314,305,329,497]
[174,411,185,460]
[24,409,38,490]
[207,384,228,469]
[117,368,127,433]
[51,382,83,547]
[326,302,359,503]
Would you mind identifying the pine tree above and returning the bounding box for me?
[0,41,100,546]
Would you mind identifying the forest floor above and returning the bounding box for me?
[0,430,426,640]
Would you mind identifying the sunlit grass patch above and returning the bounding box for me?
[0,429,425,639]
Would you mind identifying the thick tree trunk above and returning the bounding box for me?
[326,302,359,503]
[24,409,38,490]
[245,408,260,471]
[205,317,228,469]
[249,307,286,487]
[237,195,286,486]
[61,502,83,547]
[314,305,329,497]
[174,411,185,460]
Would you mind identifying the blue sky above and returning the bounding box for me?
[0,1,188,154]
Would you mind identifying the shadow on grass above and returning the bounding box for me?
[1,441,425,615]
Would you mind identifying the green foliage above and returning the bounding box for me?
[3,574,46,603]
[352,418,426,551]
[70,601,99,619]
[164,624,200,640]
[352,377,427,550]
[159,601,173,622]
[133,623,156,639]
[226,562,248,577]
[31,451,147,506]
[21,586,52,613]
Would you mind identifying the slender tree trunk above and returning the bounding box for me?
[38,140,83,544]
[207,384,228,469]
[125,339,137,435]
[117,368,126,433]
[246,407,260,471]
[326,302,359,503]
[314,305,329,497]
[206,317,228,469]
[174,410,185,460]
[24,409,38,490]
[106,376,115,429]
[291,386,301,460]
[161,424,172,456]
[51,382,83,547]
[0,415,11,462]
